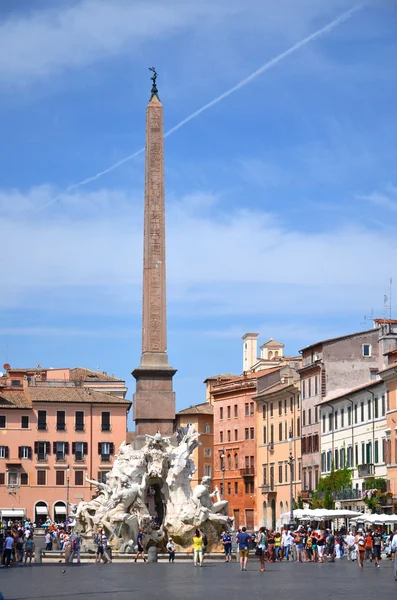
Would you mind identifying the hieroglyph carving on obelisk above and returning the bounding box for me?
[142,96,167,355]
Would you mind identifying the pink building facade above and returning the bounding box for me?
[0,367,130,523]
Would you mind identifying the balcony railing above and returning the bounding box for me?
[36,454,48,462]
[240,467,255,477]
[74,453,85,462]
[334,488,362,501]
[358,463,375,478]
[101,454,111,463]
[55,454,67,462]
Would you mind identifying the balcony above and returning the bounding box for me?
[240,467,255,478]
[74,453,85,463]
[358,463,375,478]
[36,454,48,462]
[334,488,363,501]
[55,454,67,463]
[101,454,111,463]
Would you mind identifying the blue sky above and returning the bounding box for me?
[1,0,397,424]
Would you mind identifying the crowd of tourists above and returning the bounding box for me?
[0,520,35,567]
[230,525,397,571]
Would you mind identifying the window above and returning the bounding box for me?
[278,401,282,416]
[35,441,50,461]
[21,416,29,429]
[73,441,87,461]
[328,413,332,431]
[234,404,238,418]
[250,427,254,440]
[75,411,84,431]
[11,379,21,387]
[225,405,230,419]
[234,429,238,441]
[245,403,249,416]
[56,411,66,431]
[334,410,338,429]
[354,404,358,424]
[0,473,4,485]
[290,396,294,412]
[204,448,211,457]
[19,446,31,460]
[382,395,386,417]
[370,369,378,381]
[21,473,28,485]
[245,428,249,440]
[348,405,352,426]
[355,444,358,465]
[75,470,84,486]
[98,442,113,461]
[321,452,326,473]
[285,463,288,482]
[270,403,273,417]
[297,417,300,437]
[374,397,379,419]
[37,470,46,486]
[227,482,231,495]
[315,376,318,396]
[204,423,211,434]
[279,464,283,483]
[244,481,254,494]
[279,423,282,442]
[347,446,353,468]
[367,442,372,464]
[297,395,300,409]
[308,378,312,397]
[227,430,231,442]
[362,344,372,357]
[204,465,211,477]
[308,409,312,425]
[335,449,339,470]
[303,410,306,427]
[234,453,239,469]
[0,416,6,428]
[234,482,238,494]
[54,441,69,462]
[322,414,326,433]
[0,446,8,459]
[341,408,344,428]
[285,422,288,440]
[302,380,306,399]
[220,407,224,420]
[326,450,331,472]
[7,471,17,487]
[315,406,318,423]
[284,399,287,415]
[220,431,223,443]
[374,440,379,463]
[270,424,274,444]
[56,470,65,486]
[361,442,365,464]
[262,404,267,419]
[263,465,268,485]
[250,402,254,416]
[37,410,47,430]
[360,402,364,422]
[263,426,267,444]
[227,454,232,470]
[101,412,111,431]
[98,471,110,484]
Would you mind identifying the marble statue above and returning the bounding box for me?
[74,425,232,551]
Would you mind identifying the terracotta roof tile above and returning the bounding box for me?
[0,390,32,409]
[177,402,214,415]
[28,387,131,405]
[318,380,383,405]
[69,368,125,383]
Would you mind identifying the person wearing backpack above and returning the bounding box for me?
[200,529,208,563]
[357,530,366,568]
[372,529,383,569]
[255,527,267,572]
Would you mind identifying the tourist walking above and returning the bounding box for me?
[193,529,203,567]
[24,535,35,566]
[16,532,24,566]
[4,532,14,568]
[326,530,335,562]
[222,531,232,562]
[365,531,373,561]
[346,531,356,562]
[236,527,251,571]
[274,532,282,561]
[267,530,275,562]
[294,530,305,563]
[317,531,325,563]
[134,528,146,563]
[372,528,382,569]
[45,530,52,551]
[255,527,267,572]
[357,530,366,568]
[166,537,175,563]
[69,532,82,564]
[282,528,293,561]
[200,529,208,563]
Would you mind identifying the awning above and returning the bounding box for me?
[54,505,67,514]
[1,509,25,518]
[35,506,48,515]
[6,464,22,469]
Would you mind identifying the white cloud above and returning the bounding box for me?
[1,185,396,319]
[358,187,397,212]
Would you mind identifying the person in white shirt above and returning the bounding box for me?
[282,529,294,561]
[346,532,356,562]
[4,533,15,567]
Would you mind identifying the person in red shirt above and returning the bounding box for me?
[365,531,373,562]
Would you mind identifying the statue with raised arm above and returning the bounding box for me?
[149,67,159,100]
[192,476,229,524]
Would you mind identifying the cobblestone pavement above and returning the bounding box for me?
[1,559,396,600]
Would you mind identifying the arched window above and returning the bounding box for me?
[227,454,232,470]
[234,453,239,469]
[274,351,279,358]
[53,501,67,523]
[204,424,211,433]
[268,351,273,359]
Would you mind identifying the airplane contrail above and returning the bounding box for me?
[33,3,363,214]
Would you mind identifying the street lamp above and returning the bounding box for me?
[220,448,226,499]
[66,465,70,519]
[288,430,294,529]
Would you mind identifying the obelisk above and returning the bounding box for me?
[132,69,176,436]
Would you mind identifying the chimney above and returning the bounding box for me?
[242,333,259,373]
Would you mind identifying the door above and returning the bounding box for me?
[245,509,254,530]
[233,509,240,530]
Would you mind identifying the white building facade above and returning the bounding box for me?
[319,380,387,512]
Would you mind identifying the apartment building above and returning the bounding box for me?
[175,402,213,487]
[0,366,130,523]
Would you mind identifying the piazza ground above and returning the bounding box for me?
[1,559,397,600]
